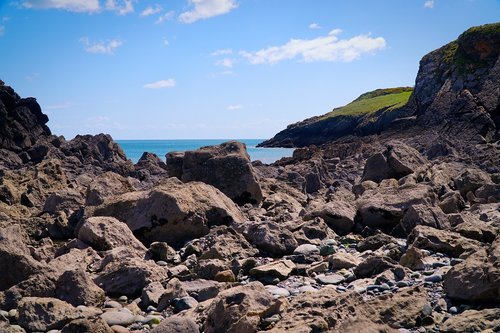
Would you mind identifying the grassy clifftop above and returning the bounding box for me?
[258,87,413,147]
[319,87,413,120]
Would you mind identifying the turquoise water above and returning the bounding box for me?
[116,139,294,164]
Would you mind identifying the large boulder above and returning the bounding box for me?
[443,237,500,302]
[202,282,282,333]
[356,184,435,229]
[55,269,105,307]
[17,297,86,332]
[166,141,263,205]
[150,317,200,333]
[362,141,427,183]
[84,171,136,206]
[440,308,500,333]
[400,204,450,234]
[238,220,298,256]
[77,216,146,253]
[408,225,483,258]
[0,224,44,290]
[304,200,356,235]
[94,253,167,297]
[92,178,245,247]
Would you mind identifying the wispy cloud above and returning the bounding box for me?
[80,37,123,55]
[45,102,73,110]
[0,26,4,37]
[211,49,233,56]
[105,0,134,15]
[21,0,100,13]
[216,58,234,68]
[26,72,40,81]
[309,23,321,30]
[424,0,435,8]
[179,0,238,24]
[140,4,162,17]
[227,104,242,110]
[155,10,174,24]
[240,29,386,65]
[163,37,169,46]
[143,79,176,89]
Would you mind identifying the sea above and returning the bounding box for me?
[116,139,294,164]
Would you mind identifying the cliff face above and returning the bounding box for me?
[410,23,500,140]
[260,23,500,148]
[259,87,413,148]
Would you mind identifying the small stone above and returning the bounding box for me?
[421,303,433,316]
[450,258,463,266]
[101,311,135,326]
[396,281,409,288]
[293,244,320,255]
[298,286,317,293]
[146,306,157,312]
[118,296,128,303]
[411,273,421,279]
[316,273,345,285]
[380,283,390,290]
[111,325,131,333]
[0,310,8,318]
[172,296,198,313]
[104,301,123,309]
[424,274,442,283]
[448,306,458,314]
[336,286,347,292]
[156,261,168,266]
[214,270,236,282]
[319,244,336,256]
[8,309,17,318]
[393,267,405,280]
[265,286,290,297]
[432,261,449,268]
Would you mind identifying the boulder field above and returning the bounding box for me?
[0,23,499,333]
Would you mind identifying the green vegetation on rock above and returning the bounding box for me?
[318,87,413,120]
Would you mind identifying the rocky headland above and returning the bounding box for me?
[0,23,499,333]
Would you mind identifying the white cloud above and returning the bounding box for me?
[179,0,238,23]
[140,4,162,17]
[424,0,434,8]
[309,23,321,30]
[227,104,242,110]
[80,37,123,55]
[105,0,134,15]
[155,11,174,24]
[21,0,100,13]
[144,79,176,89]
[216,58,234,68]
[240,29,386,65]
[210,49,232,56]
[163,37,169,46]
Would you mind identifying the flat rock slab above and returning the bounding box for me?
[316,274,345,285]
[250,260,296,280]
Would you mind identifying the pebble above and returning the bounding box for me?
[410,272,421,279]
[104,301,123,309]
[265,286,291,297]
[424,274,442,283]
[101,311,136,326]
[0,310,8,318]
[336,286,347,292]
[173,296,198,312]
[47,330,60,333]
[316,274,345,285]
[294,244,320,255]
[393,267,405,280]
[421,303,433,316]
[111,325,131,333]
[147,305,157,312]
[432,261,449,268]
[450,258,464,266]
[118,295,128,302]
[449,306,458,314]
[156,260,168,266]
[298,285,317,293]
[8,309,17,318]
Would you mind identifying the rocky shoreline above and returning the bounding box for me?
[0,23,499,333]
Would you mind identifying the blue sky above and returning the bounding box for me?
[0,0,498,140]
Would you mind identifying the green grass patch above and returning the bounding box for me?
[317,88,413,120]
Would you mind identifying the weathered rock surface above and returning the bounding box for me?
[443,237,500,302]
[93,178,245,247]
[167,141,263,205]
